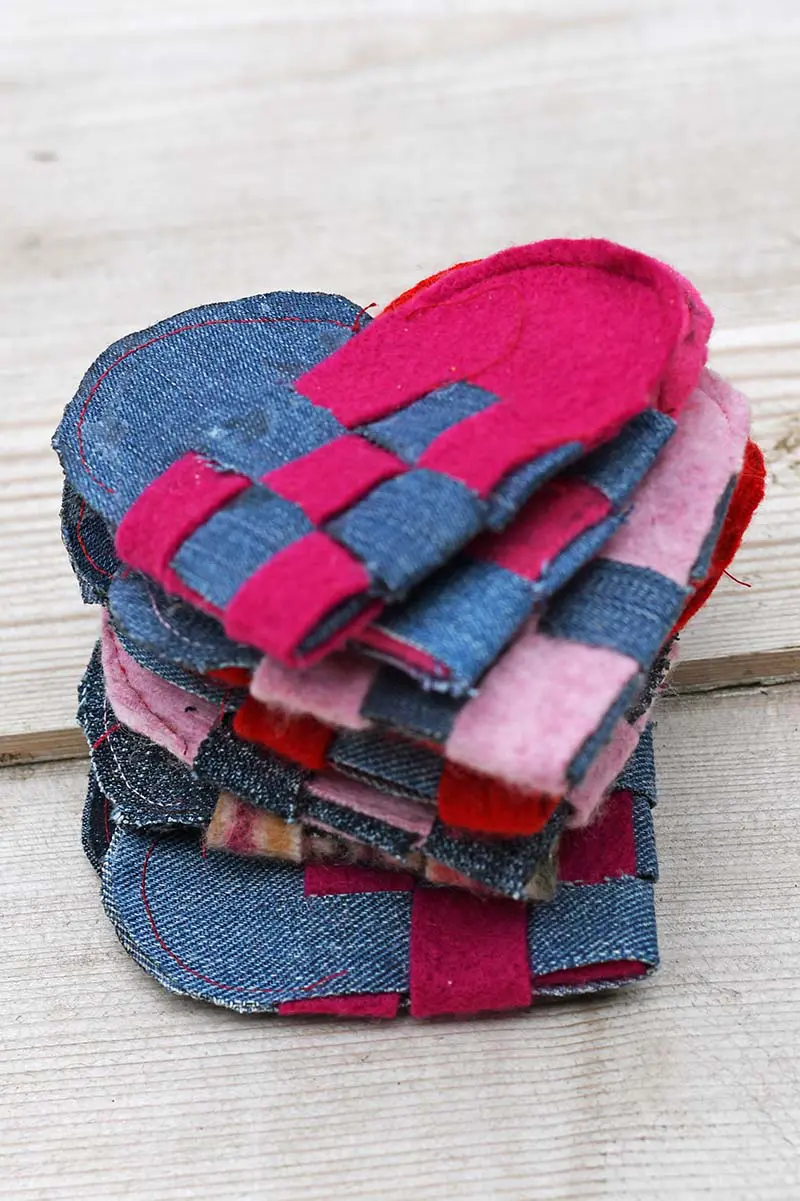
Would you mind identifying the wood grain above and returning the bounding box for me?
[2,683,799,1200]
[1,0,799,758]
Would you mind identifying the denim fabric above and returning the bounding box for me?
[361,382,496,462]
[361,666,464,743]
[542,560,689,668]
[297,594,375,656]
[112,622,243,709]
[102,827,413,1013]
[422,807,566,900]
[109,573,260,673]
[82,769,115,873]
[528,877,658,976]
[174,485,314,609]
[616,724,657,804]
[690,473,736,582]
[632,790,659,882]
[327,469,485,594]
[53,291,364,525]
[302,794,420,860]
[60,481,120,604]
[195,721,305,821]
[577,411,675,504]
[79,646,219,828]
[484,442,584,529]
[625,641,674,724]
[328,729,442,800]
[567,673,644,785]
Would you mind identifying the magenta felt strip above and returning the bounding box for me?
[470,476,612,579]
[263,435,407,524]
[304,863,415,895]
[223,532,374,663]
[115,453,250,590]
[100,613,218,764]
[278,994,401,1018]
[409,887,532,1018]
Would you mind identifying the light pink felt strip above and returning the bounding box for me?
[307,773,435,839]
[100,613,219,764]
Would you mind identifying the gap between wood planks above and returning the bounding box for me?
[1,654,797,770]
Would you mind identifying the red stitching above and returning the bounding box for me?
[92,724,121,750]
[76,499,114,578]
[76,315,356,493]
[140,837,349,996]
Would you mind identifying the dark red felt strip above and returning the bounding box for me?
[557,788,637,883]
[532,961,647,989]
[303,864,416,895]
[409,887,532,1018]
[278,994,401,1018]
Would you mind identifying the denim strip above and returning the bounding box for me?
[616,724,657,803]
[632,791,659,882]
[82,769,115,874]
[195,721,305,821]
[542,559,690,667]
[111,622,243,709]
[60,481,120,604]
[328,729,443,800]
[625,641,674,724]
[690,473,736,582]
[528,877,658,976]
[109,573,260,674]
[326,469,485,594]
[301,795,420,860]
[361,382,497,462]
[361,666,465,743]
[484,442,584,529]
[173,485,314,608]
[101,827,413,1014]
[577,410,676,504]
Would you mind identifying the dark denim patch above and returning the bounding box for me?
[328,729,442,800]
[361,665,464,743]
[81,769,115,873]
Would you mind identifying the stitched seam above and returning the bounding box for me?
[146,584,211,651]
[76,315,356,493]
[76,500,114,578]
[140,837,349,996]
[101,700,155,808]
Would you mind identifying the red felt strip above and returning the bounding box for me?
[409,887,532,1018]
[115,453,251,583]
[303,864,416,895]
[208,667,252,688]
[532,961,647,989]
[233,696,333,771]
[223,532,373,663]
[674,438,766,632]
[263,435,408,523]
[437,763,560,836]
[557,788,637,883]
[279,993,401,1018]
[471,477,612,578]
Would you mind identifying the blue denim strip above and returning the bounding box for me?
[329,729,443,800]
[625,641,673,723]
[53,291,364,523]
[528,877,658,975]
[616,724,657,803]
[111,623,243,709]
[195,722,305,821]
[327,469,485,594]
[173,485,313,609]
[82,769,114,874]
[577,410,675,504]
[79,647,219,829]
[108,573,260,674]
[361,382,497,462]
[632,790,659,882]
[302,794,420,860]
[376,559,533,697]
[690,473,736,582]
[568,673,644,785]
[61,481,120,604]
[361,666,464,743]
[542,559,690,667]
[484,442,585,529]
[101,828,413,1013]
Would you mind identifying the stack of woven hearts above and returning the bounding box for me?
[54,239,764,1019]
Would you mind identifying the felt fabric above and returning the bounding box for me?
[55,242,710,671]
[250,370,749,803]
[94,752,659,1015]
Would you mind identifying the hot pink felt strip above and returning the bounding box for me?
[115,453,250,598]
[278,994,401,1018]
[303,863,415,895]
[263,435,407,523]
[558,788,637,883]
[471,476,612,579]
[409,887,532,1018]
[100,613,219,763]
[223,532,375,664]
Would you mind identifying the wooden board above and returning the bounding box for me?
[1,0,799,761]
[2,683,799,1199]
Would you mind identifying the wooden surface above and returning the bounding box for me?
[1,1,799,1197]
